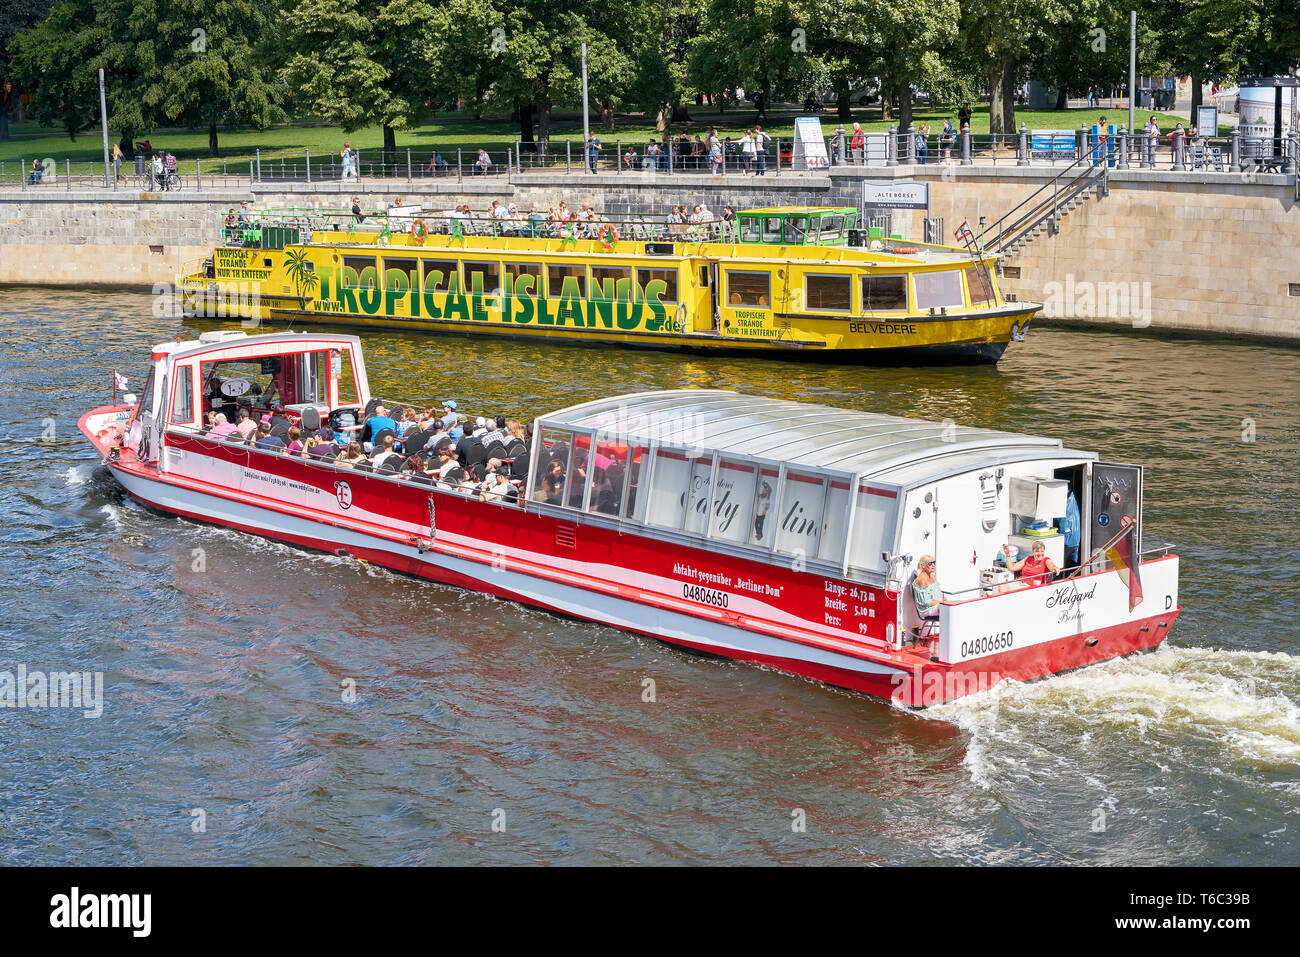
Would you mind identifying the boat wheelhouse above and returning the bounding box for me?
[81,332,1180,707]
[179,206,1038,364]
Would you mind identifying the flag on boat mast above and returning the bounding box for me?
[114,372,129,391]
[1104,515,1144,611]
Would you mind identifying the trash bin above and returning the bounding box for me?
[1137,89,1152,109]
[134,156,146,174]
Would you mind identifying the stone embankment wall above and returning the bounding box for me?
[0,190,238,287]
[2,166,1297,342]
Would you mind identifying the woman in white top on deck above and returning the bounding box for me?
[740,130,755,175]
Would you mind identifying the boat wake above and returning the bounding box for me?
[930,644,1300,790]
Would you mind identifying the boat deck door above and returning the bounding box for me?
[1087,462,1143,558]
[697,263,720,332]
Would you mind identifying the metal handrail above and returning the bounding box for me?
[984,160,1106,254]
[982,154,1095,244]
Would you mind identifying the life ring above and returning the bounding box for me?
[892,246,918,254]
[598,223,619,250]
[411,218,428,244]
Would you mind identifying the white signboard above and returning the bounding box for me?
[793,116,830,170]
[1195,106,1218,136]
[863,179,929,211]
[220,378,252,397]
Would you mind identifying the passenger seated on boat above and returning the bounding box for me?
[361,405,396,450]
[372,434,400,470]
[459,464,485,495]
[268,407,291,440]
[336,441,368,468]
[481,466,518,504]
[567,454,589,508]
[533,474,563,504]
[351,196,366,224]
[481,416,508,447]
[912,555,942,621]
[285,426,303,455]
[434,444,460,481]
[207,413,238,439]
[253,422,285,451]
[235,407,257,441]
[308,432,338,461]
[999,541,1059,591]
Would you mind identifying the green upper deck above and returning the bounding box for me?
[734,207,861,246]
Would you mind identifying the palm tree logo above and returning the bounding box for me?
[284,247,319,309]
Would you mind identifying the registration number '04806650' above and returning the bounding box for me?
[683,583,729,608]
[961,630,1013,659]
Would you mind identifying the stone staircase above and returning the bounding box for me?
[998,180,1103,259]
[983,160,1109,262]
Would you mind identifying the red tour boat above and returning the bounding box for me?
[81,330,1180,707]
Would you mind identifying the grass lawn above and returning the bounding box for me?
[0,104,1199,176]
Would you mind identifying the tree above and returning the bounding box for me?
[960,0,1070,134]
[7,0,98,139]
[280,0,441,163]
[0,0,52,138]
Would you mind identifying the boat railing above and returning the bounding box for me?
[219,208,738,246]
[935,542,1176,604]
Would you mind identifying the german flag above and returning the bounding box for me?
[1105,518,1144,611]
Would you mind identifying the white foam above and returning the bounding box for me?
[65,465,90,487]
[929,644,1300,788]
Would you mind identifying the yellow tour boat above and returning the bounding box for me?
[179,205,1038,363]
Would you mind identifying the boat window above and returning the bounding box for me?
[591,266,632,301]
[645,447,691,529]
[585,437,629,515]
[861,275,908,311]
[531,428,573,506]
[464,261,501,296]
[819,477,852,563]
[383,258,418,294]
[637,267,679,304]
[784,216,809,243]
[739,217,762,243]
[847,482,900,575]
[566,434,593,508]
[504,262,542,296]
[707,458,758,544]
[774,469,826,557]
[623,445,650,521]
[170,364,194,425]
[138,366,158,421]
[683,453,715,535]
[750,467,780,548]
[762,217,783,242]
[806,274,852,311]
[964,266,996,306]
[824,215,844,239]
[421,259,458,293]
[547,264,586,299]
[726,270,771,307]
[912,269,965,309]
[332,347,359,406]
[342,256,378,290]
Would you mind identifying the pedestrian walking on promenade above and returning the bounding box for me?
[754,125,770,175]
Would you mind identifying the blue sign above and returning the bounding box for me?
[1097,513,1111,527]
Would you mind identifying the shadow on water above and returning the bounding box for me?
[1,288,1297,865]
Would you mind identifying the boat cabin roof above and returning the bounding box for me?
[151,330,365,365]
[539,390,1094,491]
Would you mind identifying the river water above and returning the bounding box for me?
[1,288,1297,865]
